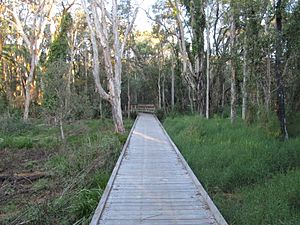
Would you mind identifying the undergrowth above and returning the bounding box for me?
[164,115,300,225]
[0,118,132,225]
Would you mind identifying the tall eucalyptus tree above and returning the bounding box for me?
[81,0,137,133]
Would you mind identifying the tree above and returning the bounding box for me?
[82,0,137,133]
[274,0,288,139]
[44,10,73,140]
[6,0,57,121]
[230,1,237,123]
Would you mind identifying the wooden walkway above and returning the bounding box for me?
[91,113,228,225]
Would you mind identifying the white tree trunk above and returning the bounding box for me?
[158,72,162,109]
[230,8,236,123]
[59,118,65,140]
[82,0,137,133]
[9,0,56,121]
[23,55,37,121]
[188,86,194,114]
[23,84,31,121]
[111,95,125,133]
[242,36,248,120]
[206,26,210,119]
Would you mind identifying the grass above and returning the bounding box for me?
[164,115,300,225]
[0,117,133,225]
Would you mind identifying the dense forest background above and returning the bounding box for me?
[0,0,299,137]
[0,0,299,224]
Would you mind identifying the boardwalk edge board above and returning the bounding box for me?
[89,115,140,225]
[154,115,229,225]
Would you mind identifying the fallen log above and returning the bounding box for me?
[0,171,48,182]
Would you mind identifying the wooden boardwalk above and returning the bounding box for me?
[91,113,228,225]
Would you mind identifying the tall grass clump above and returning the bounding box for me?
[164,115,300,225]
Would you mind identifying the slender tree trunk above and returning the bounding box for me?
[188,86,194,114]
[230,7,236,123]
[196,78,204,116]
[275,0,288,140]
[171,57,175,109]
[265,16,272,113]
[162,74,166,112]
[84,52,88,94]
[127,77,130,119]
[59,118,65,140]
[99,97,103,119]
[158,71,161,109]
[206,26,210,119]
[266,53,271,113]
[222,83,225,117]
[256,80,261,118]
[66,31,77,109]
[135,73,138,104]
[23,56,36,121]
[242,35,248,120]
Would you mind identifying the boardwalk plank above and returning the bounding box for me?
[90,113,227,225]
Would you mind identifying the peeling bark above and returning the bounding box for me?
[82,0,137,133]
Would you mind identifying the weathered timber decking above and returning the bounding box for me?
[90,113,228,225]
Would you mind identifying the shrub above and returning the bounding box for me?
[155,108,165,122]
[0,116,33,135]
[288,189,300,211]
[129,110,138,120]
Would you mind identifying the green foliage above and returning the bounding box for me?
[71,94,94,120]
[164,115,300,224]
[2,118,133,224]
[0,115,59,149]
[115,132,128,145]
[1,136,33,149]
[71,188,102,220]
[129,110,138,120]
[288,187,300,211]
[0,116,33,135]
[155,108,166,122]
[287,112,300,137]
[47,12,73,64]
[0,94,8,114]
[215,171,300,225]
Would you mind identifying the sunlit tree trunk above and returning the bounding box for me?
[7,0,56,121]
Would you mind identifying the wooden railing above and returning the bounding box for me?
[128,104,156,113]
